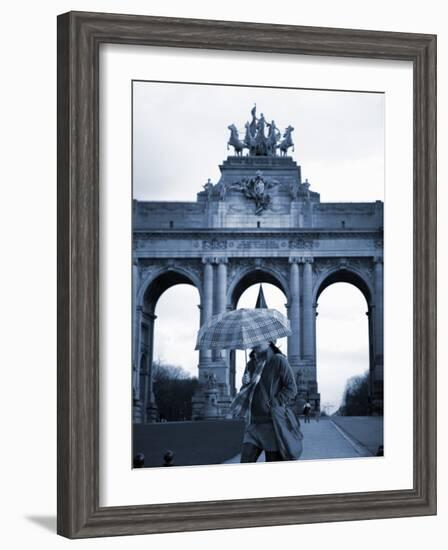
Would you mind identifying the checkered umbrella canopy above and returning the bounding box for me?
[195,308,291,350]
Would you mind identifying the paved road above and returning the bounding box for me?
[331,416,383,455]
[224,418,372,463]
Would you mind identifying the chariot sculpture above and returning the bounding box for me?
[227,105,295,157]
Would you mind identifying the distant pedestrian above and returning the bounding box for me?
[303,401,312,423]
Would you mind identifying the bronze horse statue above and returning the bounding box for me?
[244,122,257,156]
[227,124,245,156]
[278,125,295,156]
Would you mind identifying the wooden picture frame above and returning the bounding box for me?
[57,11,437,538]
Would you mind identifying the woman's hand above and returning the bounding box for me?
[242,371,251,385]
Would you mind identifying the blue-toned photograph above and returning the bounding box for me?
[131,81,384,468]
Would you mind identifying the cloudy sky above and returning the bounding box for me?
[134,81,384,413]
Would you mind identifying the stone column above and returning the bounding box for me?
[201,258,214,361]
[213,258,228,361]
[310,300,319,397]
[374,257,384,357]
[366,306,375,415]
[373,256,384,414]
[302,258,314,360]
[132,260,140,372]
[287,257,301,368]
[132,262,141,422]
[142,312,158,423]
[216,258,228,314]
[194,258,216,420]
[132,305,143,423]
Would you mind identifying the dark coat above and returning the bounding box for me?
[243,350,297,423]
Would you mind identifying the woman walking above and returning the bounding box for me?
[195,296,300,462]
[237,340,297,462]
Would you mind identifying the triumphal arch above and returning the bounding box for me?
[132,107,384,422]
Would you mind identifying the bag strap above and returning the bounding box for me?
[257,357,284,409]
[257,374,272,409]
[246,359,267,424]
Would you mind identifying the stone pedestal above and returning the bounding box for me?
[133,399,144,423]
[145,396,158,423]
[192,384,232,420]
[293,363,320,416]
[203,388,221,420]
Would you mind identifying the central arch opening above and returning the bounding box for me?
[231,276,288,394]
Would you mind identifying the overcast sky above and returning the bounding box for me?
[134,81,384,413]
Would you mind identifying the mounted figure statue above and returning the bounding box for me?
[227,124,245,156]
[249,104,258,138]
[255,113,268,155]
[266,120,281,156]
[278,125,295,157]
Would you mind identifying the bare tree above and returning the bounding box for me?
[152,361,199,421]
[337,371,370,416]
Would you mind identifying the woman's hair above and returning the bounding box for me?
[249,341,284,358]
[269,341,284,355]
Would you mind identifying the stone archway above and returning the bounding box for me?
[133,266,201,423]
[133,111,383,421]
[313,262,383,415]
[314,265,373,305]
[228,265,290,309]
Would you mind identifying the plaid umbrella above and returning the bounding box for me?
[195,307,291,351]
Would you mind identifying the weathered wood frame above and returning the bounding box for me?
[57,11,437,538]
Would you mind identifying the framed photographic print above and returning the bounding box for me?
[57,11,437,538]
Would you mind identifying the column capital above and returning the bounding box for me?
[303,257,314,264]
[141,303,156,317]
[215,256,228,265]
[289,256,301,265]
[373,255,384,265]
[202,256,214,265]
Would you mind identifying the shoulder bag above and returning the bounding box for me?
[258,377,304,460]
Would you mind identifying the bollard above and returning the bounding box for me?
[163,450,174,467]
[133,452,145,468]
